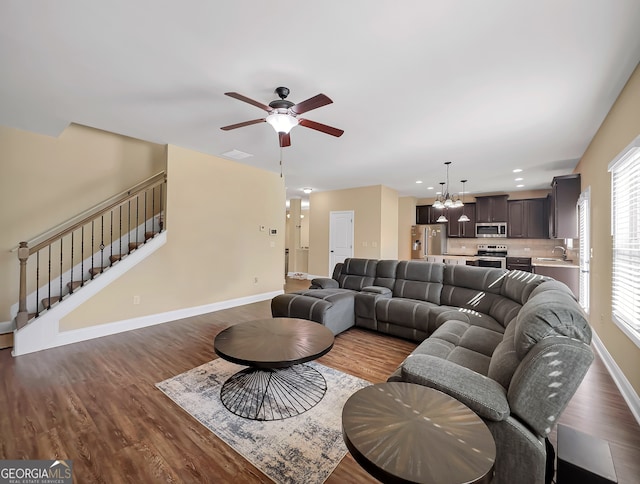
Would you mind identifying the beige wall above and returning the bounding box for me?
[0,124,166,321]
[308,185,398,276]
[61,144,285,330]
[574,63,640,395]
[398,197,417,261]
[380,186,399,259]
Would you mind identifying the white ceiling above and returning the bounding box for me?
[2,1,640,205]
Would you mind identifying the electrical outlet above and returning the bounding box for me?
[259,225,266,232]
[133,295,141,305]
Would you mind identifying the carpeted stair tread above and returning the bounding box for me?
[41,296,61,309]
[89,267,106,277]
[67,280,85,292]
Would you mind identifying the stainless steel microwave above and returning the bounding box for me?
[475,222,507,238]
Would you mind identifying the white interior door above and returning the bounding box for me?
[329,211,354,275]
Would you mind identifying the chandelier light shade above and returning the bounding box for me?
[458,179,470,222]
[436,214,448,223]
[432,162,463,210]
[265,110,299,133]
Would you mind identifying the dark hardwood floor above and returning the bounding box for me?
[1,277,638,483]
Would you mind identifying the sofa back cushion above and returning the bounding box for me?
[337,258,378,291]
[392,261,444,304]
[374,260,399,290]
[440,265,518,327]
[501,270,549,305]
[514,281,591,359]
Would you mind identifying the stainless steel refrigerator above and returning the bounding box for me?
[411,224,447,259]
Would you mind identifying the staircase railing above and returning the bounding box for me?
[15,172,167,329]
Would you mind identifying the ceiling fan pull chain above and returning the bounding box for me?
[280,146,283,178]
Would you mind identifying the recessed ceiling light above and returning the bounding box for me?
[427,186,434,190]
[513,168,523,173]
[416,180,423,184]
[436,191,442,195]
[516,184,525,188]
[515,177,523,181]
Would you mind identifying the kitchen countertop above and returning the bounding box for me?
[434,254,580,268]
[531,259,579,268]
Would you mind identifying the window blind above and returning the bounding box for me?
[609,138,640,333]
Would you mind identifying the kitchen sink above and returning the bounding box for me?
[536,257,573,262]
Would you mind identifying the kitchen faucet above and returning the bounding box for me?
[552,246,567,260]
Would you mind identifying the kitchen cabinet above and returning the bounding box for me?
[447,203,476,238]
[475,195,508,222]
[549,174,581,239]
[416,205,441,224]
[507,198,548,238]
[533,265,579,298]
[506,257,532,272]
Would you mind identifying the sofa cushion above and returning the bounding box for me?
[373,259,399,290]
[443,264,507,294]
[487,321,520,390]
[375,298,439,335]
[337,258,378,290]
[514,284,591,359]
[501,270,548,305]
[392,261,444,304]
[410,320,504,376]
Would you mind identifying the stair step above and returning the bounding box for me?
[145,231,157,240]
[89,267,106,277]
[67,280,85,292]
[128,242,142,251]
[110,254,123,263]
[41,296,61,309]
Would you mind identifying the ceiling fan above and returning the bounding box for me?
[221,86,344,147]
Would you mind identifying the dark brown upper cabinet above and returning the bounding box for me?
[475,195,509,222]
[508,198,548,238]
[549,174,581,239]
[447,203,476,238]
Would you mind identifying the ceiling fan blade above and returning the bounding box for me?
[220,118,266,131]
[279,132,291,147]
[298,118,344,137]
[290,94,333,115]
[224,92,272,112]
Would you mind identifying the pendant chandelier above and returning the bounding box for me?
[458,180,470,222]
[432,162,463,210]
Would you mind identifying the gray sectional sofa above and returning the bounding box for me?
[271,258,594,484]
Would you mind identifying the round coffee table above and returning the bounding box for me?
[214,317,334,421]
[342,382,496,484]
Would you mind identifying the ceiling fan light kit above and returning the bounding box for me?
[265,111,298,134]
[221,86,344,147]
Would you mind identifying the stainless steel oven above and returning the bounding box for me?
[474,244,508,269]
[475,222,507,238]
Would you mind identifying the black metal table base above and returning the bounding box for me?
[220,363,327,421]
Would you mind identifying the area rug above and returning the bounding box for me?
[156,359,371,484]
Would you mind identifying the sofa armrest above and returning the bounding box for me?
[310,277,339,289]
[361,285,392,296]
[401,354,510,421]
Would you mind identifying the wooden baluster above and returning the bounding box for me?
[16,242,30,329]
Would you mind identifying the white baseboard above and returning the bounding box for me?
[591,328,640,426]
[13,289,283,356]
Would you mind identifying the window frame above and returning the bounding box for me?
[608,135,640,348]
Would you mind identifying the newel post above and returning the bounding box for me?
[16,241,30,329]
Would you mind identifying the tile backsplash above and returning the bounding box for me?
[447,238,580,261]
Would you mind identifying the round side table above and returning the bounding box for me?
[342,382,495,484]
